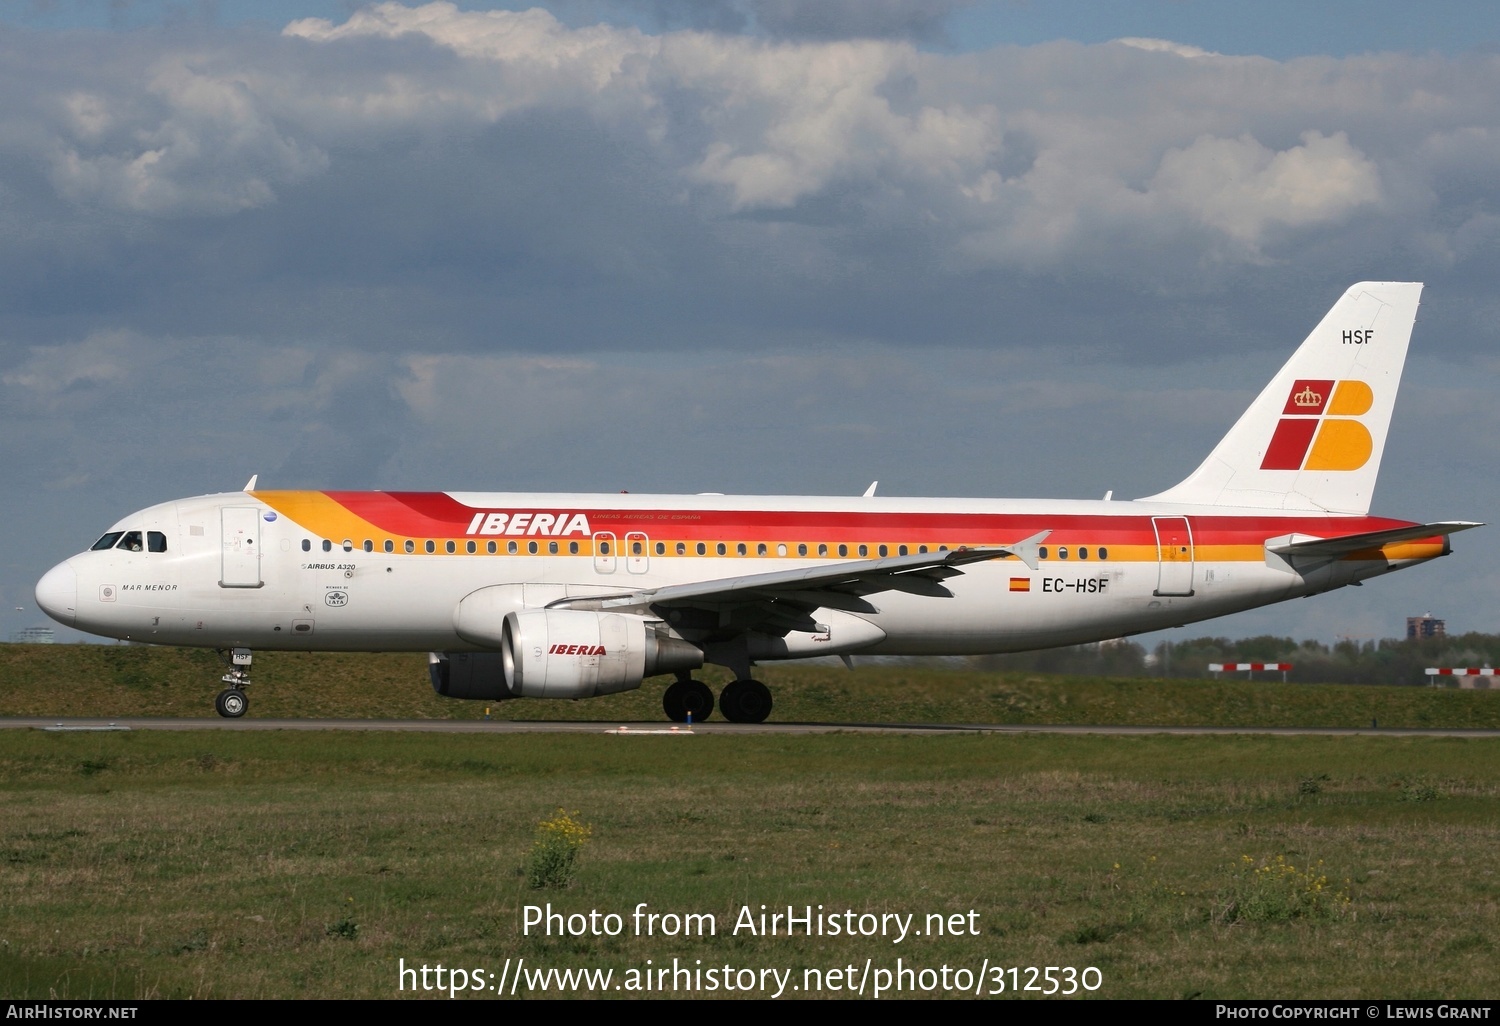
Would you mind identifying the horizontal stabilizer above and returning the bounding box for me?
[1266,521,1482,559]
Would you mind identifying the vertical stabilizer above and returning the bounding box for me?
[1142,282,1422,514]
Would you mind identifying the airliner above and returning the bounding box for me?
[34,283,1478,722]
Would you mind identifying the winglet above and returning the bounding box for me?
[1001,530,1050,571]
[243,474,258,492]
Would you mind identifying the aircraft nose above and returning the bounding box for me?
[35,561,77,627]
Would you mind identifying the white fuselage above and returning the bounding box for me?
[36,489,1441,660]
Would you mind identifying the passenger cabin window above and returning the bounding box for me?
[798,544,808,556]
[466,541,476,554]
[858,544,868,557]
[655,542,665,555]
[92,532,125,551]
[322,540,332,552]
[445,541,456,554]
[488,542,497,554]
[342,539,353,552]
[736,543,747,556]
[528,541,538,554]
[1098,546,1108,560]
[1058,547,1069,560]
[507,541,517,554]
[757,543,767,556]
[364,540,374,553]
[548,541,558,554]
[405,540,415,553]
[599,541,611,555]
[898,545,908,556]
[818,544,828,556]
[1038,546,1049,559]
[716,543,727,556]
[838,544,848,557]
[302,539,311,552]
[878,545,888,557]
[384,540,394,553]
[570,542,579,554]
[676,542,686,555]
[1078,547,1088,560]
[147,531,167,553]
[425,541,435,553]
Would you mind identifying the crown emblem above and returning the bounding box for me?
[1293,385,1323,408]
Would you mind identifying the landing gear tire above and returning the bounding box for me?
[663,680,715,723]
[215,688,248,719]
[719,679,772,724]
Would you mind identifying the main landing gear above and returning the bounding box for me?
[214,647,252,719]
[718,678,772,724]
[662,678,715,723]
[662,675,772,724]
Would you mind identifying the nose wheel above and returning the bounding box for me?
[215,688,248,718]
[214,647,253,718]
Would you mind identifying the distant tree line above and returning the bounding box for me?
[970,633,1500,686]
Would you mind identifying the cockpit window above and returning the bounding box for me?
[116,531,143,552]
[91,532,124,551]
[147,531,167,553]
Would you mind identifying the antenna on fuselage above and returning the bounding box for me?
[243,475,258,491]
[863,481,878,497]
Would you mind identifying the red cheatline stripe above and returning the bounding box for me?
[306,492,1419,544]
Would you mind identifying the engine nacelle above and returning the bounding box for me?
[500,609,702,699]
[431,611,703,701]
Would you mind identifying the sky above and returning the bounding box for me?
[3,1,1499,656]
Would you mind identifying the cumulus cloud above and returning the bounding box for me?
[1151,130,1382,248]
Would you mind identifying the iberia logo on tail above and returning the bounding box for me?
[1260,379,1374,471]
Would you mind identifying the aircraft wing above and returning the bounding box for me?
[1266,521,1483,558]
[551,532,1050,625]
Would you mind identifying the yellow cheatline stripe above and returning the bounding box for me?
[253,491,381,542]
[1374,541,1446,561]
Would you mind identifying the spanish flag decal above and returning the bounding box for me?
[1009,578,1031,592]
[1261,379,1374,471]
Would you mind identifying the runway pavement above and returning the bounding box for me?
[3,717,1499,737]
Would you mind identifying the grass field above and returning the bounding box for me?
[2,646,1498,1000]
[2,644,1497,727]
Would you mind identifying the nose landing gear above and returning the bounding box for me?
[215,647,252,718]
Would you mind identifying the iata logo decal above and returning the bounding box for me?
[549,644,608,656]
[1261,379,1373,472]
[463,511,591,537]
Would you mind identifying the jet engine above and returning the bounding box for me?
[430,609,702,701]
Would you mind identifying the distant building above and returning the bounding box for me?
[1407,614,1446,640]
[10,626,55,644]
